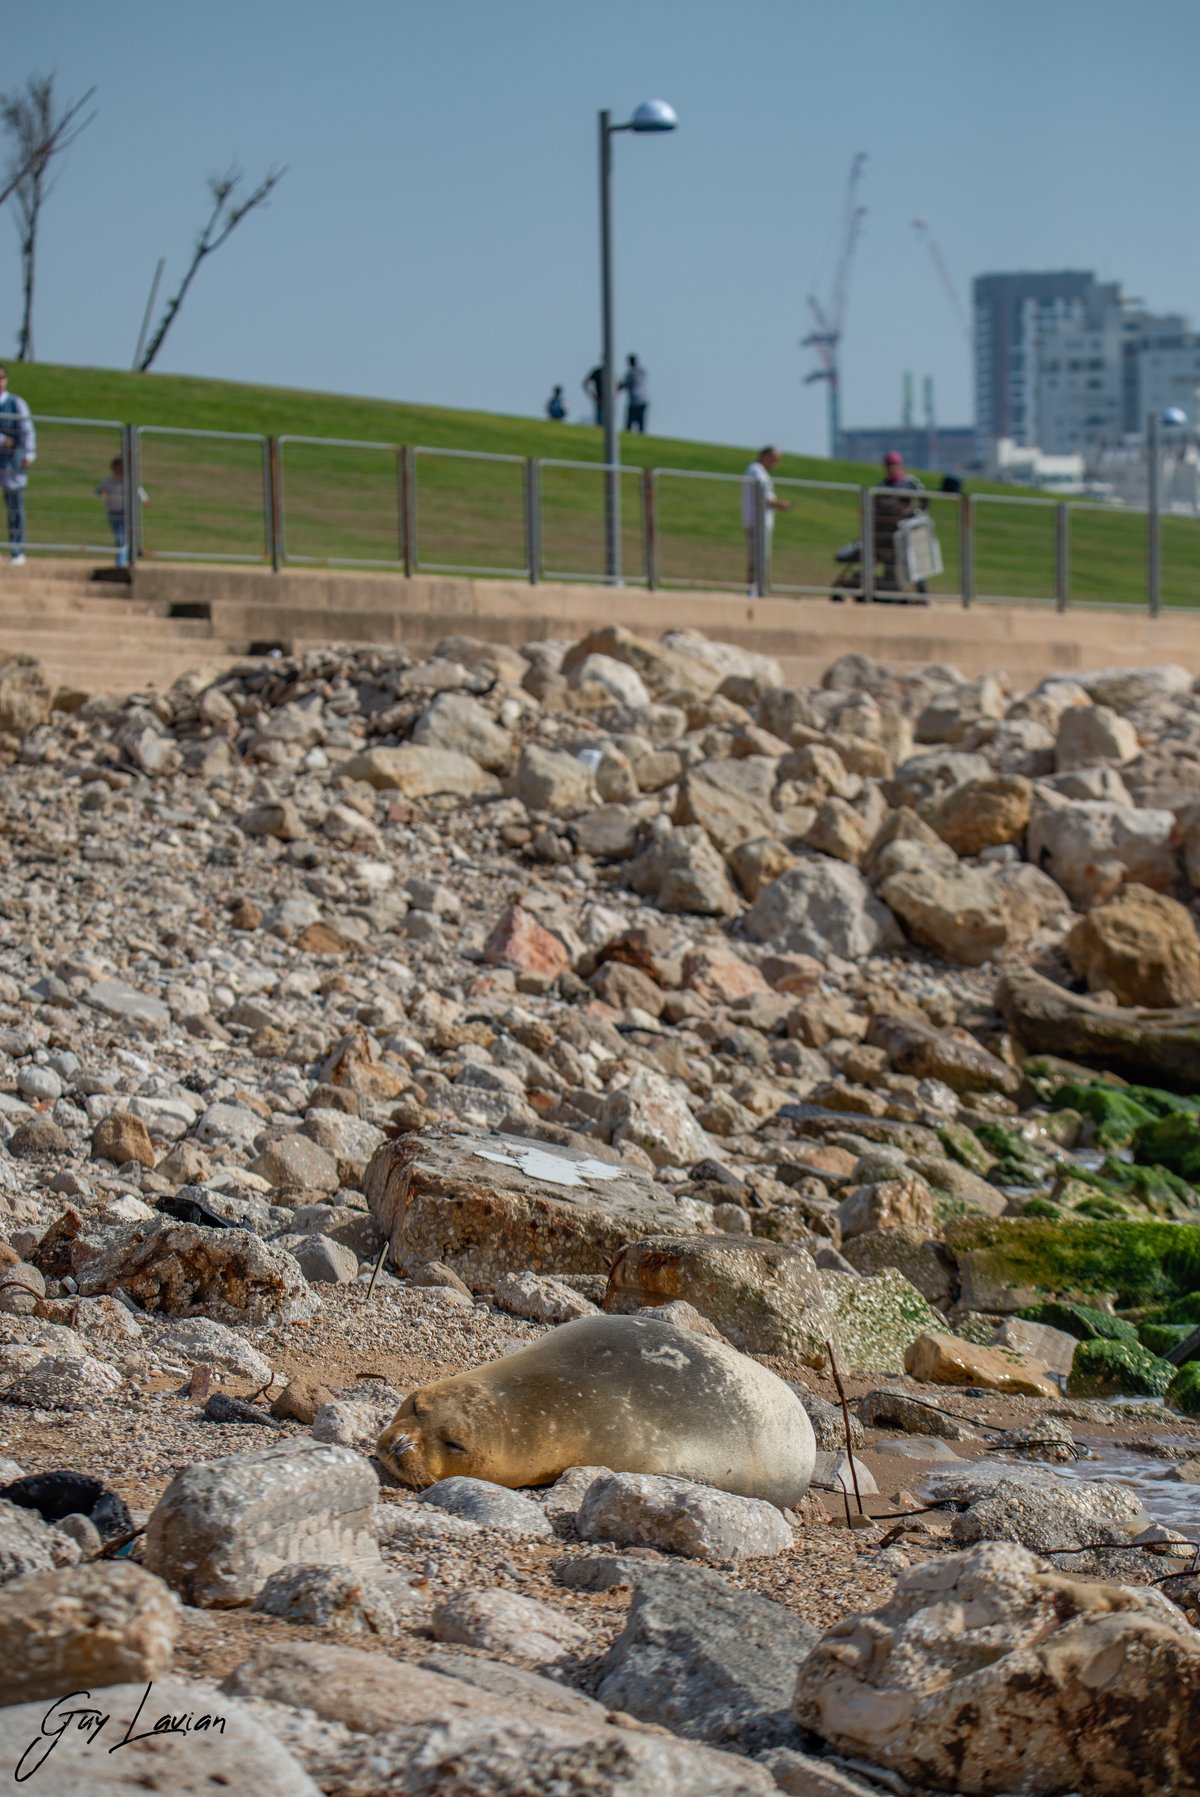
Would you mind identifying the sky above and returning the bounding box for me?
[6,0,1200,455]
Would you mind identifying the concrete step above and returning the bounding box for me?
[0,613,216,641]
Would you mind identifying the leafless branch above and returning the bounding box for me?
[138,162,287,373]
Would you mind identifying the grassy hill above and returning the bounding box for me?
[10,362,1194,607]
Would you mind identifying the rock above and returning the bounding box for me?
[143,1439,380,1606]
[792,1541,1200,1797]
[91,1111,156,1168]
[680,940,769,1006]
[85,979,171,1030]
[338,743,500,797]
[271,1375,336,1425]
[411,691,512,771]
[300,1109,386,1184]
[594,1562,819,1749]
[432,1588,588,1662]
[1027,793,1177,909]
[727,836,796,901]
[802,798,874,865]
[605,1235,829,1360]
[70,1218,319,1325]
[796,1392,865,1451]
[158,1317,273,1383]
[420,1651,608,1723]
[0,1562,178,1704]
[251,1132,340,1194]
[292,1234,360,1284]
[252,1562,430,1634]
[0,1499,75,1584]
[903,1330,1057,1397]
[878,858,1010,967]
[915,677,1007,743]
[0,653,51,734]
[1067,883,1200,1006]
[0,1677,322,1793]
[8,1114,69,1156]
[493,1270,597,1323]
[743,859,903,959]
[365,1124,704,1293]
[673,761,778,855]
[1056,703,1139,770]
[920,773,1032,856]
[516,744,596,816]
[602,1069,713,1167]
[856,1388,979,1440]
[997,962,1200,1085]
[576,1473,793,1560]
[626,823,740,917]
[569,651,652,708]
[482,901,571,981]
[3,1353,124,1411]
[837,1176,934,1240]
[949,1474,1146,1565]
[1068,1337,1174,1399]
[866,1013,1019,1096]
[417,1478,555,1539]
[994,1316,1079,1378]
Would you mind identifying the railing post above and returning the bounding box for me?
[642,467,657,590]
[860,486,875,603]
[123,424,140,570]
[1055,502,1069,612]
[524,456,540,585]
[960,492,973,608]
[1147,411,1161,617]
[399,445,415,577]
[264,436,282,571]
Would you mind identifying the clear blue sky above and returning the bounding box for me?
[6,0,1200,454]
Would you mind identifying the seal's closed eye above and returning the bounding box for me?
[441,1436,467,1454]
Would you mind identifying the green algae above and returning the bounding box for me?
[937,1122,995,1176]
[1067,1337,1175,1399]
[1138,1321,1194,1355]
[1167,1362,1200,1417]
[1132,1112,1200,1183]
[1017,1299,1140,1348]
[947,1216,1200,1311]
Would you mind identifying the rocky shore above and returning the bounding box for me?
[0,628,1199,1795]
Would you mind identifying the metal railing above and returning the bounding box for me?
[18,413,1200,613]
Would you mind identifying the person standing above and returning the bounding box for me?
[545,385,568,421]
[619,353,649,432]
[0,364,35,568]
[94,455,148,568]
[583,364,604,427]
[873,450,925,595]
[741,446,791,594]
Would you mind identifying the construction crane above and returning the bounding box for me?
[912,218,971,349]
[803,152,867,457]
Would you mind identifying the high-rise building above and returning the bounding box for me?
[973,271,1118,459]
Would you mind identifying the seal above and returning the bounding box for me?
[375,1311,816,1508]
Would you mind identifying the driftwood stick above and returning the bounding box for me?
[826,1338,864,1516]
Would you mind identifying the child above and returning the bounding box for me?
[94,456,147,568]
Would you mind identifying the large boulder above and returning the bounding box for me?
[410,691,513,772]
[365,1125,706,1293]
[626,824,739,917]
[793,1541,1200,1796]
[672,759,779,856]
[743,859,903,960]
[1027,793,1178,909]
[65,1218,319,1325]
[1055,703,1139,771]
[601,1070,714,1168]
[997,963,1200,1085]
[0,654,52,735]
[515,744,596,817]
[336,744,499,798]
[1067,883,1200,1006]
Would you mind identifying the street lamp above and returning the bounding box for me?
[598,99,678,583]
[1147,406,1188,616]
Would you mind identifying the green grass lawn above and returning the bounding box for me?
[10,361,1198,608]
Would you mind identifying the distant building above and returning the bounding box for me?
[1125,313,1200,433]
[973,270,1118,460]
[836,425,976,477]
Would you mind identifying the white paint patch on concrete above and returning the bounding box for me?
[473,1144,625,1187]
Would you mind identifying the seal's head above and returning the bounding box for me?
[375,1378,497,1489]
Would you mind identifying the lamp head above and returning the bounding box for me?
[1160,407,1188,427]
[631,99,678,133]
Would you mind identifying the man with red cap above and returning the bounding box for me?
[873,450,926,597]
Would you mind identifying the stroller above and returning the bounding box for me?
[830,510,941,604]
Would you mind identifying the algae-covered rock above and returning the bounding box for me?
[1133,1112,1200,1182]
[1067,1337,1174,1399]
[1017,1300,1140,1348]
[1050,1081,1159,1149]
[945,1216,1200,1312]
[1168,1363,1200,1416]
[1144,1292,1200,1327]
[1059,1157,1198,1222]
[973,1121,1054,1188]
[1139,1322,1194,1356]
[937,1122,995,1176]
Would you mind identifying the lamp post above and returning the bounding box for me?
[1148,405,1187,616]
[598,98,677,583]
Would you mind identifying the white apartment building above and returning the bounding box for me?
[1131,315,1200,430]
[1034,301,1123,453]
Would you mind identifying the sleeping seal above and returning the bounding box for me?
[375,1311,815,1509]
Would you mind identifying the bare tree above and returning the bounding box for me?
[138,163,286,373]
[0,75,96,360]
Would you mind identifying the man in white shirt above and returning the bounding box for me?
[742,446,790,594]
